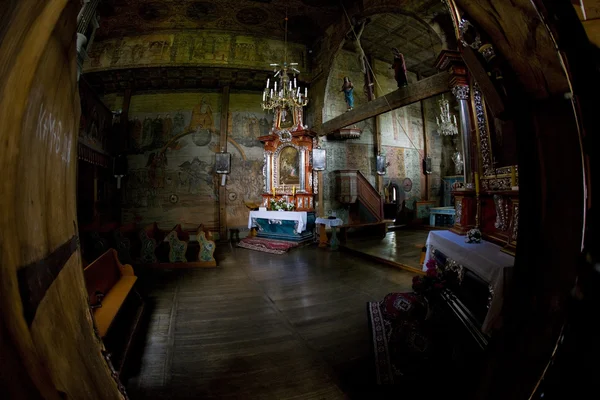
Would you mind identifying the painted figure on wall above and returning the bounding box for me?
[247,115,260,137]
[259,117,270,136]
[147,152,167,189]
[188,97,214,132]
[341,77,354,111]
[279,147,299,185]
[162,113,173,143]
[152,115,163,146]
[130,116,142,149]
[392,48,408,88]
[173,111,186,136]
[142,117,153,148]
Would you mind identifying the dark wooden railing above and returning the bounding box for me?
[334,170,383,222]
[356,170,383,221]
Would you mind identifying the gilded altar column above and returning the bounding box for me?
[452,84,473,188]
[435,50,473,188]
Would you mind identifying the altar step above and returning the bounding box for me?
[338,220,391,242]
[341,229,430,275]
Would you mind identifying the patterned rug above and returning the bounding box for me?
[367,292,433,384]
[237,237,299,255]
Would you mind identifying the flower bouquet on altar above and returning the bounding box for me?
[269,197,296,211]
[465,228,482,243]
[412,259,447,298]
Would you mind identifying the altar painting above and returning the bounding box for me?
[279,146,300,186]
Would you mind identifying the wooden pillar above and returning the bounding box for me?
[219,86,230,241]
[119,88,132,152]
[317,170,324,217]
[371,55,383,195]
[419,73,429,200]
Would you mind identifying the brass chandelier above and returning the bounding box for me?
[261,13,308,111]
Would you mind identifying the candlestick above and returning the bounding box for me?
[292,185,295,197]
[304,87,307,97]
[474,172,480,194]
[266,78,270,88]
[274,82,277,92]
[272,186,276,198]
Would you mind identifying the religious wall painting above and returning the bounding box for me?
[230,112,270,147]
[345,143,371,173]
[122,91,268,231]
[229,93,273,147]
[85,32,307,73]
[279,146,300,186]
[128,94,219,152]
[381,146,406,180]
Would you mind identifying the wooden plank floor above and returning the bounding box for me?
[126,244,416,399]
[345,230,431,270]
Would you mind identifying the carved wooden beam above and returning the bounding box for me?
[460,46,505,118]
[219,86,230,241]
[320,71,450,135]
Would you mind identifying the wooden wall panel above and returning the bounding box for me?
[0,1,124,398]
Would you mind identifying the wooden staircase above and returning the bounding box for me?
[334,170,388,241]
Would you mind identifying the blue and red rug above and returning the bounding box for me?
[237,237,299,255]
[367,292,433,384]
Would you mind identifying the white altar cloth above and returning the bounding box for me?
[315,217,343,228]
[248,210,308,233]
[423,230,514,333]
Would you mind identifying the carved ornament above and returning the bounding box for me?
[452,85,470,101]
[459,19,483,50]
[493,195,508,231]
[472,83,494,177]
[455,199,463,227]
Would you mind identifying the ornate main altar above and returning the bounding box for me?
[250,42,317,243]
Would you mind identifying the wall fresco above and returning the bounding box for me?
[226,93,273,231]
[120,91,268,233]
[85,31,307,73]
[122,92,222,229]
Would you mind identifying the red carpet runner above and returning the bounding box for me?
[237,237,299,255]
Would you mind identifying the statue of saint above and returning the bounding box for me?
[391,48,408,88]
[341,77,354,111]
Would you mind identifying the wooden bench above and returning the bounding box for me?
[83,249,144,376]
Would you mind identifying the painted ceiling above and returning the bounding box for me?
[353,12,446,77]
[97,0,344,43]
[90,0,455,91]
[342,1,453,77]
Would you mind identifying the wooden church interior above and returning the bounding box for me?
[1,0,598,399]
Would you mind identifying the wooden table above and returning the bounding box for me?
[315,217,343,250]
